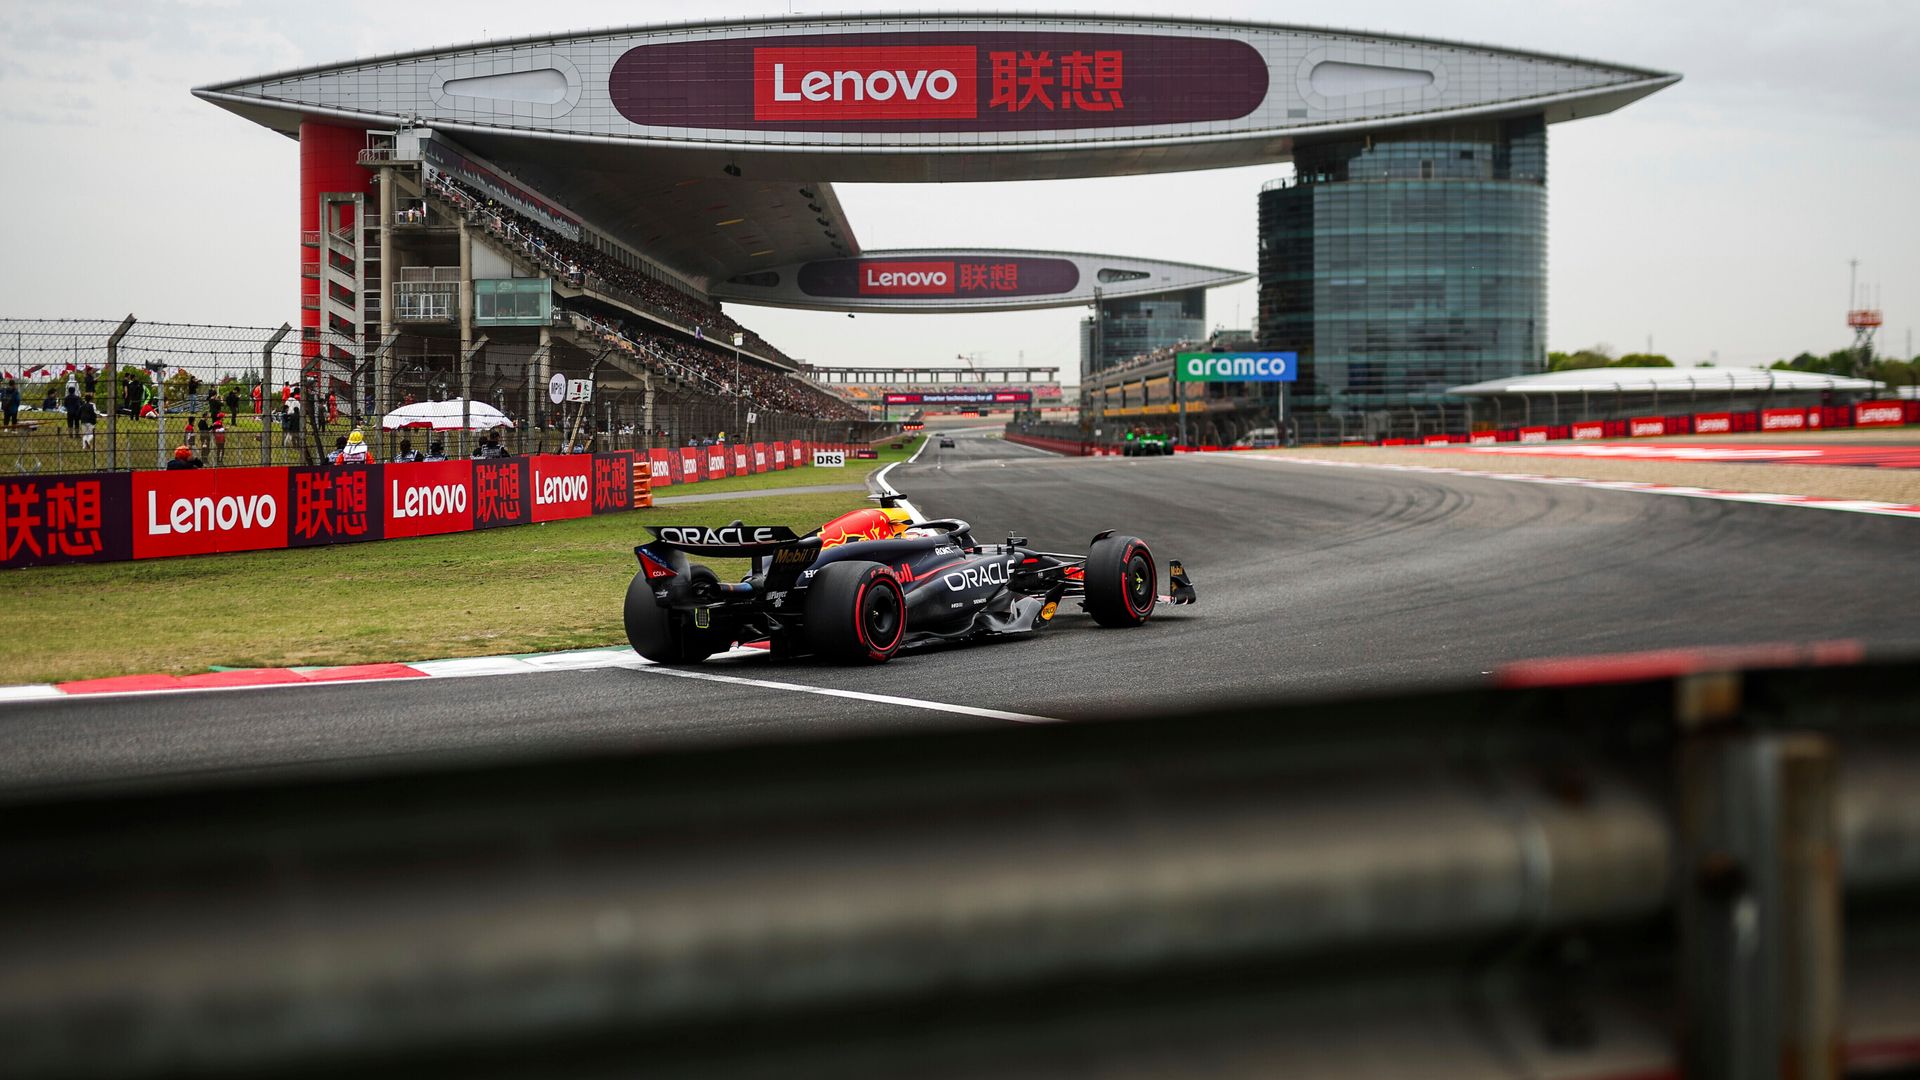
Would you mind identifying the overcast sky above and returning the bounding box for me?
[2,0,1915,381]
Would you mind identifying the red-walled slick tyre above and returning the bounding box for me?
[1084,534,1157,628]
[625,565,727,664]
[805,560,907,664]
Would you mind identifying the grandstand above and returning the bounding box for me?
[291,126,870,456]
[805,364,1063,413]
[1081,329,1278,446]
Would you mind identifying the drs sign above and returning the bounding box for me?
[1175,352,1298,382]
[813,449,848,468]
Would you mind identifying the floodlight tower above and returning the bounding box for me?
[1847,259,1883,376]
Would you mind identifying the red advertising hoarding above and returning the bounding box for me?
[1856,401,1905,427]
[133,466,288,560]
[288,465,382,548]
[773,444,787,470]
[1571,422,1605,439]
[1518,427,1551,444]
[473,459,531,530]
[677,447,703,484]
[1694,413,1732,434]
[705,446,730,479]
[753,443,769,473]
[0,471,132,569]
[530,454,592,523]
[384,460,475,539]
[591,452,634,514]
[1761,408,1809,432]
[1630,417,1666,437]
[732,445,750,474]
[647,448,675,486]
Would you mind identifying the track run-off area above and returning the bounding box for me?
[5,424,1918,793]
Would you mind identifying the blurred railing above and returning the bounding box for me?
[2,650,1917,1077]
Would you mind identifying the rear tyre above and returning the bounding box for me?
[1084,534,1157,628]
[805,560,908,664]
[625,564,728,664]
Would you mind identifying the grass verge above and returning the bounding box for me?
[1,490,869,685]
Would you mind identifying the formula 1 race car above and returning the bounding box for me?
[624,500,1196,664]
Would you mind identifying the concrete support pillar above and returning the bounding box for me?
[1679,728,1842,1080]
[642,372,655,451]
[458,222,473,457]
[376,165,394,417]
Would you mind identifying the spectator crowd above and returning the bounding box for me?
[425,173,798,367]
[565,309,864,423]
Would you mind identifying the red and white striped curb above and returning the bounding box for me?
[1236,455,1920,520]
[0,642,770,703]
[0,638,1061,723]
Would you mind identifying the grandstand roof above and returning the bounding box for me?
[1448,367,1884,396]
[194,13,1675,294]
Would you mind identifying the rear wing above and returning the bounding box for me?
[645,523,805,558]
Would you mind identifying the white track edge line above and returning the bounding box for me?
[632,664,1062,723]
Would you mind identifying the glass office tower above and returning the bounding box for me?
[1080,289,1207,379]
[1258,116,1547,418]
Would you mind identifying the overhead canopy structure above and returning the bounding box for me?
[193,13,1677,293]
[1448,368,1883,397]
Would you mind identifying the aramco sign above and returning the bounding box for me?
[1175,352,1298,382]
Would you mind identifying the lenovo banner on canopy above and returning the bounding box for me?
[799,256,1079,300]
[611,32,1268,134]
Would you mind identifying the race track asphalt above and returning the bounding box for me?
[5,426,1918,794]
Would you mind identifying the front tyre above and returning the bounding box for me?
[625,565,727,664]
[1084,535,1157,628]
[805,561,908,664]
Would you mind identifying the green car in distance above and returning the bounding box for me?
[1121,430,1174,457]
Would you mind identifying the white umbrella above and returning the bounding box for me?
[380,399,515,431]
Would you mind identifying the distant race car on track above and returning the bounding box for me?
[939,437,956,448]
[624,498,1195,664]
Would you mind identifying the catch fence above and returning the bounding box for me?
[0,317,889,476]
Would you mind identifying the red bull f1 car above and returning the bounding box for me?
[624,500,1196,664]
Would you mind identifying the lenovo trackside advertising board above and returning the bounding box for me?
[473,459,531,530]
[288,465,384,548]
[133,467,286,560]
[385,460,475,539]
[610,32,1267,133]
[590,453,634,514]
[531,455,592,524]
[0,472,132,569]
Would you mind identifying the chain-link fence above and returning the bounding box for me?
[0,317,311,475]
[1,317,894,475]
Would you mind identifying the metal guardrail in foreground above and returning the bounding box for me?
[2,653,1919,1078]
